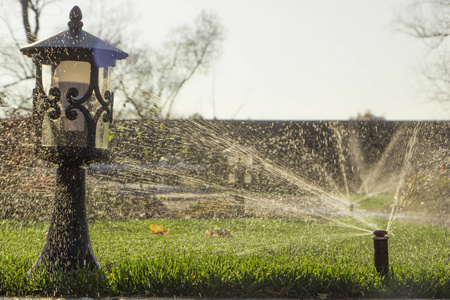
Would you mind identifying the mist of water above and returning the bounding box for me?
[1,118,449,237]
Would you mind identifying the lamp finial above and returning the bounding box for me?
[68,6,83,32]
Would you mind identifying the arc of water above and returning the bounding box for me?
[111,120,384,232]
[386,123,421,232]
[356,127,404,196]
[190,121,380,231]
[331,122,350,197]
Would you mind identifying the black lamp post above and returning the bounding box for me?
[20,6,127,273]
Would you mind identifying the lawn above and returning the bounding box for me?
[352,194,394,210]
[0,218,449,298]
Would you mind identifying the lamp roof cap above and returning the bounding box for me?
[20,6,128,64]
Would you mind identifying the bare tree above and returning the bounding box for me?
[0,0,224,120]
[396,0,450,106]
[0,0,53,116]
[113,11,224,119]
[158,11,224,119]
[113,47,160,119]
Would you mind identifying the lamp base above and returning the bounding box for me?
[29,165,100,274]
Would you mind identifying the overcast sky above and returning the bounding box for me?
[10,0,450,120]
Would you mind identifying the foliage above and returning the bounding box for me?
[0,219,449,298]
[349,110,385,121]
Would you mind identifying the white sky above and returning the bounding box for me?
[8,0,450,120]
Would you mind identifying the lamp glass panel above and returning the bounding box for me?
[40,64,57,147]
[98,67,111,97]
[95,113,109,149]
[95,67,112,149]
[41,112,56,146]
[41,61,92,147]
[41,64,52,96]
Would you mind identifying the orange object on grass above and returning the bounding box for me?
[149,224,170,236]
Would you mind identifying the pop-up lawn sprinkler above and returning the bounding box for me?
[373,230,389,277]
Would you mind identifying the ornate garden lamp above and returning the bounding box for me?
[20,6,127,273]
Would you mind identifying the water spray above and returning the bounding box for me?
[372,230,389,277]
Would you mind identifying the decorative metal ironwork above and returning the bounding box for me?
[34,62,114,151]
[47,87,62,120]
[21,5,127,165]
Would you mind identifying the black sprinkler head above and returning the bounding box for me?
[373,229,388,237]
[372,229,389,278]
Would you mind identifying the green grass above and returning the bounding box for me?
[353,194,394,210]
[0,218,449,298]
